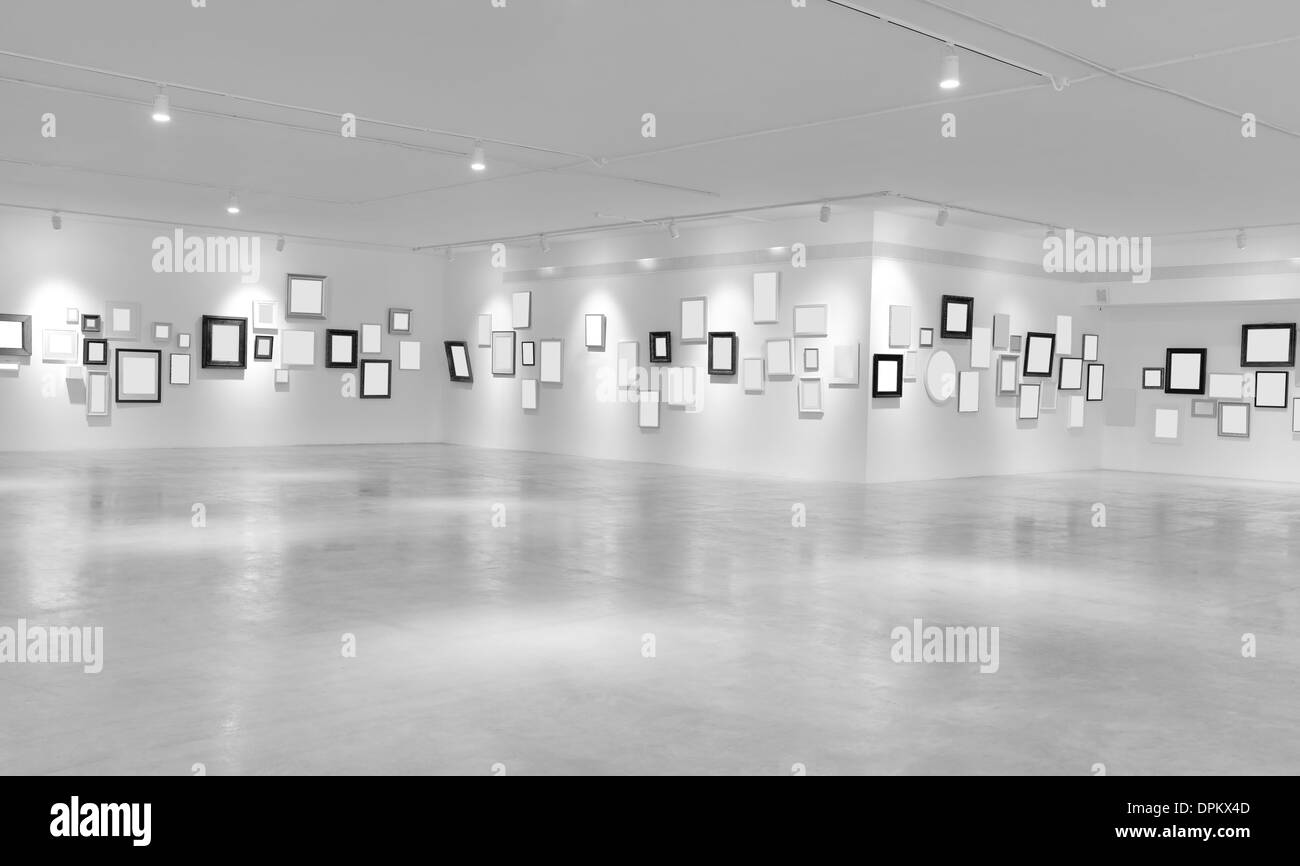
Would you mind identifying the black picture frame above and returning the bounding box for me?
[359,359,392,399]
[872,353,904,398]
[114,348,162,403]
[80,313,101,334]
[200,315,248,369]
[0,313,32,357]
[253,334,275,361]
[1058,357,1083,391]
[1086,363,1105,402]
[1254,370,1289,408]
[325,329,359,368]
[1141,367,1164,390]
[1240,323,1297,368]
[1164,348,1208,395]
[520,341,536,367]
[649,331,672,363]
[82,338,109,366]
[443,340,473,383]
[1022,332,1057,377]
[707,332,738,376]
[940,295,974,340]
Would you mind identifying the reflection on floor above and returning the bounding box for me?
[0,444,1295,775]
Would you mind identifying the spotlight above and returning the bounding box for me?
[51,212,62,231]
[275,235,286,252]
[936,207,949,227]
[540,235,551,253]
[469,141,486,172]
[151,89,171,123]
[819,204,831,223]
[668,220,680,239]
[940,47,961,90]
[226,193,240,215]
[1236,229,1247,250]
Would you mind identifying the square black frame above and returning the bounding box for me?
[443,340,473,382]
[82,338,109,366]
[1022,332,1057,377]
[872,353,904,398]
[940,295,974,340]
[1240,323,1297,368]
[707,331,738,376]
[520,341,536,367]
[114,348,162,403]
[80,313,101,334]
[325,328,359,368]
[1141,367,1164,390]
[1164,348,1208,395]
[0,313,32,356]
[253,334,275,361]
[1254,370,1289,408]
[649,331,672,363]
[359,359,392,399]
[200,316,248,369]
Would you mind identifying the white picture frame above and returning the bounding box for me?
[638,389,661,428]
[958,370,979,413]
[42,329,78,362]
[584,314,605,350]
[1066,395,1086,429]
[753,273,779,324]
[1153,406,1180,441]
[398,341,421,371]
[829,343,860,386]
[252,300,278,330]
[617,341,639,389]
[797,377,824,414]
[169,353,191,385]
[491,331,516,375]
[522,378,538,410]
[888,305,911,348]
[477,314,493,347]
[1055,315,1073,355]
[1207,372,1243,400]
[512,292,532,329]
[970,326,991,369]
[997,355,1019,395]
[742,357,765,393]
[1018,383,1041,420]
[793,304,828,337]
[681,297,707,343]
[87,370,110,416]
[539,339,563,384]
[361,323,382,354]
[281,330,316,367]
[765,339,793,378]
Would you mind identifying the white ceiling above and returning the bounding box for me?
[2,0,1299,249]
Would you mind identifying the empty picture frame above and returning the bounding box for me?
[638,390,661,428]
[325,329,359,368]
[201,316,248,369]
[274,369,291,386]
[512,292,532,329]
[86,370,109,416]
[1055,315,1073,355]
[253,334,275,361]
[152,322,172,342]
[997,355,1019,395]
[361,323,382,354]
[1086,363,1105,401]
[522,378,538,411]
[1241,323,1296,367]
[798,377,823,414]
[940,295,974,339]
[742,357,765,393]
[1018,383,1041,420]
[829,343,860,386]
[1165,348,1208,395]
[872,353,904,398]
[521,341,536,367]
[753,272,779,324]
[1153,407,1180,441]
[399,341,421,371]
[970,325,992,369]
[1255,370,1289,408]
[83,338,108,366]
[958,370,979,413]
[617,341,640,388]
[919,327,934,348]
[1294,399,1300,433]
[707,332,738,376]
[252,300,277,330]
[1218,401,1250,438]
[663,365,697,407]
[1009,335,1023,353]
[1191,399,1217,418]
[803,347,819,373]
[793,304,828,337]
[65,308,79,325]
[903,350,918,380]
[169,353,191,385]
[992,314,1011,350]
[766,339,793,378]
[115,348,162,403]
[681,297,707,343]
[105,302,141,340]
[888,305,911,347]
[1082,333,1100,362]
[282,330,316,366]
[649,331,671,363]
[477,314,492,347]
[360,359,392,398]
[584,314,606,350]
[177,333,191,349]
[388,308,413,335]
[1023,332,1056,377]
[43,329,78,362]
[1066,395,1085,429]
[539,339,562,384]
[1208,372,1243,400]
[491,331,516,375]
[444,340,473,382]
[1040,380,1058,411]
[286,274,327,319]
[81,313,101,333]
[1142,367,1164,389]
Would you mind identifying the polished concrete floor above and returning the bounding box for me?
[0,444,1295,775]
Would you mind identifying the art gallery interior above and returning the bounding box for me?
[1,1,1298,776]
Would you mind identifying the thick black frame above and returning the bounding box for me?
[325,329,359,368]
[444,340,473,382]
[649,331,672,363]
[1164,348,1208,395]
[82,338,109,366]
[1141,367,1164,390]
[1086,363,1105,402]
[253,334,275,361]
[872,353,904,398]
[939,295,974,340]
[80,313,101,334]
[491,330,516,376]
[1022,332,1057,377]
[1254,370,1289,408]
[0,313,32,356]
[201,315,248,369]
[1058,357,1083,390]
[707,331,738,376]
[1240,323,1297,368]
[520,341,536,367]
[359,359,392,399]
[114,348,162,403]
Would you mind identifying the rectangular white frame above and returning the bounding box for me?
[617,341,639,389]
[765,338,793,378]
[282,329,316,367]
[1082,333,1099,362]
[584,314,605,349]
[87,370,110,416]
[1056,315,1073,354]
[797,376,824,414]
[477,314,493,347]
[177,333,191,349]
[169,353,191,385]
[742,357,765,393]
[829,343,860,386]
[1040,380,1058,412]
[753,273,779,324]
[275,369,291,385]
[361,323,382,354]
[663,365,697,407]
[888,306,911,348]
[1066,395,1085,429]
[522,378,538,410]
[252,300,278,330]
[1218,401,1250,438]
[1293,398,1300,433]
[1207,372,1243,400]
[793,305,828,337]
[43,329,78,362]
[638,389,661,428]
[681,297,707,343]
[903,351,918,381]
[491,331,516,375]
[1018,383,1041,420]
[398,341,421,371]
[539,339,563,384]
[970,326,991,369]
[958,370,979,413]
[1153,406,1180,441]
[512,292,532,329]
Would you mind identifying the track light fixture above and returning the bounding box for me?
[51,211,62,231]
[1236,229,1247,250]
[151,88,171,123]
[275,235,286,252]
[936,207,949,227]
[668,220,680,239]
[470,141,486,172]
[226,193,240,215]
[819,203,831,223]
[939,47,961,90]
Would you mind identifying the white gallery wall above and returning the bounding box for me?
[0,211,443,451]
